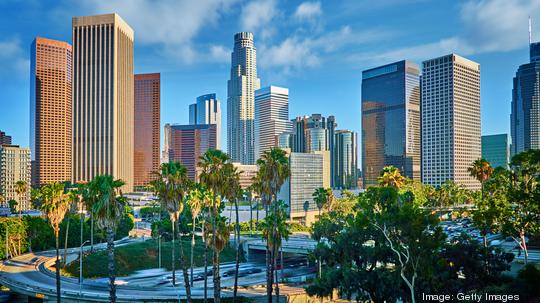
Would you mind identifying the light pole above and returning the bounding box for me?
[79,240,89,297]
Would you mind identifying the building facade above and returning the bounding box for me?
[0,131,12,146]
[361,60,420,187]
[72,14,134,191]
[165,124,217,180]
[482,134,510,169]
[421,54,481,189]
[232,163,258,190]
[334,130,358,189]
[227,32,261,164]
[30,37,72,186]
[190,94,221,149]
[254,86,291,160]
[511,41,540,155]
[0,145,31,211]
[134,73,160,189]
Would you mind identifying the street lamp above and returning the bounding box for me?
[79,239,89,297]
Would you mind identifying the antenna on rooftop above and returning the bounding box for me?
[529,16,532,45]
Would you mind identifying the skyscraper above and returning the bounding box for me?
[361,60,420,187]
[30,37,72,186]
[334,130,358,189]
[421,54,481,190]
[254,86,291,160]
[189,93,221,149]
[482,134,510,169]
[0,131,12,145]
[227,32,260,164]
[72,14,134,191]
[165,124,217,180]
[0,145,31,211]
[134,73,160,189]
[511,41,540,155]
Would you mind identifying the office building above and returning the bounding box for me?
[232,163,258,189]
[165,124,217,180]
[227,32,261,164]
[0,131,12,146]
[254,86,291,160]
[334,130,358,189]
[134,73,160,189]
[482,134,510,169]
[0,145,31,211]
[29,37,72,186]
[361,60,420,187]
[511,41,540,155]
[421,54,481,190]
[291,114,336,154]
[72,14,134,191]
[278,152,323,226]
[189,94,221,149]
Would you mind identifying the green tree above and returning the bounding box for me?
[40,182,70,303]
[377,166,406,189]
[7,200,17,214]
[187,185,204,287]
[90,175,127,303]
[468,158,494,203]
[312,187,329,219]
[14,180,27,213]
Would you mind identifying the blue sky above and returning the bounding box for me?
[1,0,539,159]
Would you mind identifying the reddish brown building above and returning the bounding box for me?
[165,124,217,180]
[134,73,160,189]
[30,37,72,186]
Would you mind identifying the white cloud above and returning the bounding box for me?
[240,0,278,39]
[294,1,322,21]
[0,38,29,78]
[209,45,231,63]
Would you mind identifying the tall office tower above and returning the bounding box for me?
[361,60,421,187]
[189,93,221,149]
[277,152,324,226]
[421,54,481,190]
[29,37,72,186]
[0,131,12,145]
[334,130,358,189]
[254,86,291,160]
[227,32,261,164]
[134,73,160,189]
[482,134,510,169]
[72,14,134,191]
[165,124,217,180]
[232,163,258,189]
[0,145,31,211]
[511,41,540,155]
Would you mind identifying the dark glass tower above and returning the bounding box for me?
[361,60,421,188]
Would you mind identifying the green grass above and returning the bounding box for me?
[63,236,242,278]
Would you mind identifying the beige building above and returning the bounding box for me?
[313,150,331,188]
[421,54,481,190]
[0,145,31,211]
[30,37,72,186]
[232,163,258,190]
[72,14,134,191]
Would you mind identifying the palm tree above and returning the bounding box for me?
[468,158,494,202]
[63,189,79,266]
[200,189,213,303]
[377,166,406,189]
[187,185,204,287]
[198,149,230,303]
[90,175,127,303]
[312,187,328,219]
[151,162,192,302]
[40,182,70,303]
[223,165,242,303]
[203,215,230,298]
[14,180,27,213]
[80,182,96,251]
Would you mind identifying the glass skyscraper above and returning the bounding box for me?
[511,41,540,155]
[361,60,420,188]
[481,134,509,169]
[334,130,358,189]
[190,93,221,149]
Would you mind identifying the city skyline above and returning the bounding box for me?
[2,1,539,165]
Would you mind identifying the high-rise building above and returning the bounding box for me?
[165,124,217,180]
[482,134,510,169]
[0,145,31,211]
[277,152,323,226]
[189,93,221,149]
[511,41,540,155]
[334,130,358,189]
[30,37,72,186]
[254,86,291,160]
[134,73,160,189]
[361,60,420,187]
[0,131,12,145]
[232,163,258,190]
[72,14,134,191]
[227,32,261,164]
[421,54,481,189]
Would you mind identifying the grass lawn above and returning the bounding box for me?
[63,236,242,278]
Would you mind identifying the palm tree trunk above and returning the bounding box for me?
[176,219,192,303]
[274,250,279,303]
[106,226,116,303]
[190,217,196,287]
[249,198,253,236]
[90,212,94,252]
[233,199,241,302]
[55,230,61,303]
[280,247,284,284]
[272,201,279,303]
[256,200,260,231]
[63,219,70,267]
[265,203,272,303]
[203,220,208,303]
[171,219,176,286]
[212,192,220,303]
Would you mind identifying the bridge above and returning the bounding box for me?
[242,236,316,260]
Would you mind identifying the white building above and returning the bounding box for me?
[190,93,221,149]
[0,145,31,211]
[254,86,291,160]
[421,54,481,190]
